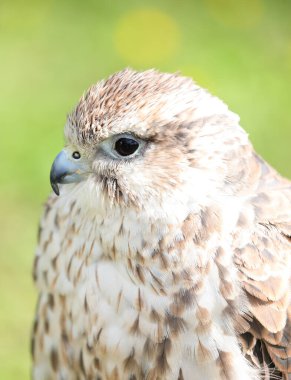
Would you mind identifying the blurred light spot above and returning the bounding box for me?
[114,8,180,66]
[179,65,217,94]
[204,0,263,28]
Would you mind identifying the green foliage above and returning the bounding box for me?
[0,0,290,378]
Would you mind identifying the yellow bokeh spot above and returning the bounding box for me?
[204,0,263,28]
[114,8,180,66]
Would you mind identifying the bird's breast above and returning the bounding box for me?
[33,195,256,379]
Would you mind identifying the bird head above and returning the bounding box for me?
[50,69,252,218]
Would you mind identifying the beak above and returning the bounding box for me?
[50,150,89,196]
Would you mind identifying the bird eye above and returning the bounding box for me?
[114,138,139,157]
[72,151,81,159]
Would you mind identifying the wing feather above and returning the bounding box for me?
[234,157,291,379]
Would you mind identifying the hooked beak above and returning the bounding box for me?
[50,150,89,196]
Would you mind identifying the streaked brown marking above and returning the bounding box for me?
[50,348,59,372]
[30,336,35,358]
[150,271,163,288]
[54,213,60,228]
[174,287,196,308]
[108,366,119,380]
[33,318,38,334]
[95,327,103,343]
[178,368,184,380]
[135,264,145,284]
[127,258,134,272]
[69,200,76,213]
[43,203,51,218]
[196,340,213,362]
[79,349,86,376]
[94,357,101,370]
[143,337,156,360]
[129,315,140,335]
[136,288,144,311]
[123,348,138,373]
[51,253,59,270]
[44,318,50,333]
[193,279,204,294]
[39,334,44,351]
[116,289,123,313]
[165,312,187,335]
[156,337,172,375]
[32,256,39,282]
[111,242,116,260]
[150,308,161,322]
[216,351,235,380]
[37,225,42,243]
[84,294,89,313]
[43,231,53,252]
[195,306,212,333]
[159,252,169,269]
[219,281,235,300]
[42,270,48,286]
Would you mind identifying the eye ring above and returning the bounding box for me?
[114,137,139,157]
[72,151,81,159]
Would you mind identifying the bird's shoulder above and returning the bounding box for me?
[234,155,291,379]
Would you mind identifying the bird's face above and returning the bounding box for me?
[50,120,193,216]
[50,69,249,217]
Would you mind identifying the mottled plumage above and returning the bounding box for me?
[32,69,291,380]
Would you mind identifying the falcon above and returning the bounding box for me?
[32,69,291,380]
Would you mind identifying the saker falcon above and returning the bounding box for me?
[32,69,291,380]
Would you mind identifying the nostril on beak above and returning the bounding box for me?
[49,149,89,196]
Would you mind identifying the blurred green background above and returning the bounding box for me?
[0,0,290,378]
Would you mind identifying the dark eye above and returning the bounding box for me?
[72,151,81,159]
[114,138,139,157]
